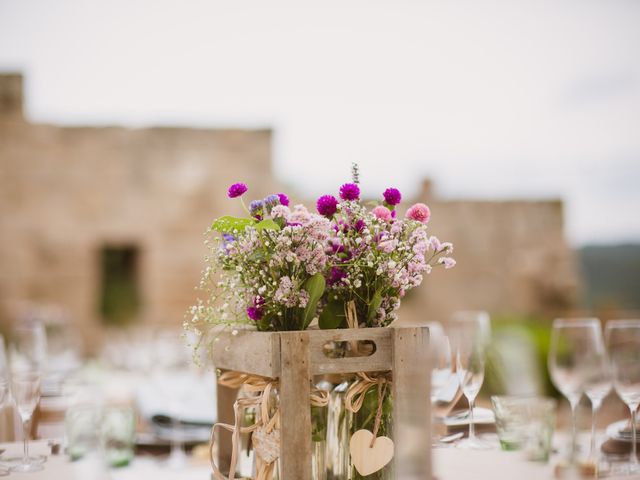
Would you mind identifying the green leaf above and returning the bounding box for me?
[319,300,345,330]
[255,219,280,231]
[367,289,383,322]
[211,216,254,234]
[302,273,326,329]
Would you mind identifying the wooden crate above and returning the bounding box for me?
[212,326,431,480]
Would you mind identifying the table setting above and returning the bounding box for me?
[1,168,639,480]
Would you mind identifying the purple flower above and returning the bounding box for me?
[228,182,248,198]
[277,193,290,206]
[328,267,347,286]
[354,219,365,232]
[316,195,338,217]
[339,183,361,201]
[249,200,264,218]
[247,296,265,321]
[383,187,402,206]
[247,306,263,321]
[264,194,280,206]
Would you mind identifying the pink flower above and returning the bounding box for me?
[439,257,456,269]
[406,203,431,223]
[372,205,392,221]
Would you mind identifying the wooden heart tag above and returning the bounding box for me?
[349,429,395,476]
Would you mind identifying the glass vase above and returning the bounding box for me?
[326,379,353,480]
[349,384,393,480]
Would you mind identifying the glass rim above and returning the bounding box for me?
[552,317,600,328]
[605,319,640,329]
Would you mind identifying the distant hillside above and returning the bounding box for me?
[579,244,640,309]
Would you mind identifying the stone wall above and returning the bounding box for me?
[0,74,279,350]
[0,74,579,350]
[398,181,578,323]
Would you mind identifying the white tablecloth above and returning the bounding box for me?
[3,440,639,479]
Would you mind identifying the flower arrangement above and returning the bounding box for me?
[186,171,455,340]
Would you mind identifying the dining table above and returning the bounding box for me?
[1,438,639,479]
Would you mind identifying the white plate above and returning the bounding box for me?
[606,420,640,443]
[440,407,495,427]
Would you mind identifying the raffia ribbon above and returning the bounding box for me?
[345,372,392,447]
[209,371,329,480]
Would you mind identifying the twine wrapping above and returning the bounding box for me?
[345,372,392,447]
[209,371,329,480]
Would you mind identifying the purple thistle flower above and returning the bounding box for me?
[354,219,365,232]
[249,199,264,218]
[339,183,361,201]
[316,195,338,217]
[228,182,248,198]
[383,187,402,206]
[277,193,290,206]
[263,194,280,206]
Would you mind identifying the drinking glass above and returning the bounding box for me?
[428,322,454,404]
[6,321,48,472]
[9,371,43,472]
[605,320,640,475]
[0,336,10,477]
[153,330,192,469]
[9,320,47,373]
[548,318,601,464]
[451,311,491,449]
[581,323,611,465]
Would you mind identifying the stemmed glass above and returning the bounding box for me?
[153,330,193,469]
[605,320,640,475]
[548,318,601,465]
[581,323,611,467]
[0,335,10,476]
[7,321,48,473]
[451,311,492,449]
[428,322,454,404]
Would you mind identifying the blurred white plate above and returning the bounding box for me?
[440,407,495,427]
[606,420,640,443]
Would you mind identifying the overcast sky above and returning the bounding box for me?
[1,0,639,246]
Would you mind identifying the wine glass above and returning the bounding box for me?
[548,318,601,464]
[0,335,10,476]
[451,311,492,449]
[428,322,454,404]
[581,323,611,466]
[9,320,47,372]
[6,321,47,472]
[9,371,43,472]
[153,329,193,469]
[605,320,640,475]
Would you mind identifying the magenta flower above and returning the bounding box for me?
[277,193,290,206]
[383,187,402,206]
[372,205,392,221]
[316,195,338,217]
[328,267,347,286]
[339,183,360,201]
[227,182,248,198]
[246,306,263,321]
[247,296,265,321]
[406,203,431,223]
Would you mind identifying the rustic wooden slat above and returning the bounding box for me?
[279,331,313,480]
[215,371,239,475]
[210,330,280,377]
[392,326,432,480]
[308,328,393,374]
